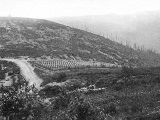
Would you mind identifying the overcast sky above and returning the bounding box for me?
[0,0,160,18]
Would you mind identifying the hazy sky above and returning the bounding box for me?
[0,0,160,18]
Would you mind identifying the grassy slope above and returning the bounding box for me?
[0,17,160,66]
[37,66,160,119]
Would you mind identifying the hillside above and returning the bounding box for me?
[1,17,160,120]
[51,11,160,52]
[0,17,160,66]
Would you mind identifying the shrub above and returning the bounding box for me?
[113,83,123,91]
[95,78,106,88]
[39,85,62,98]
[103,103,118,116]
[53,91,70,109]
[65,79,86,91]
[153,75,160,83]
[0,86,44,120]
[56,72,67,82]
[130,105,142,114]
[120,66,134,78]
[0,71,6,79]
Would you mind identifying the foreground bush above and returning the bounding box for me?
[0,85,44,120]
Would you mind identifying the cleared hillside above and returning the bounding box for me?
[0,17,160,66]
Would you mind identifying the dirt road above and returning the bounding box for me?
[3,59,43,89]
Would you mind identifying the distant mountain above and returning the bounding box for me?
[50,11,160,52]
[0,17,160,66]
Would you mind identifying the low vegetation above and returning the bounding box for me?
[1,16,160,120]
[2,59,160,120]
[1,17,160,67]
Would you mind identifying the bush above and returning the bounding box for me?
[0,86,44,120]
[130,105,142,114]
[103,103,118,116]
[70,100,104,120]
[153,75,160,83]
[120,66,134,78]
[56,72,67,82]
[65,79,85,91]
[95,78,106,88]
[39,85,62,97]
[53,91,70,109]
[0,71,5,79]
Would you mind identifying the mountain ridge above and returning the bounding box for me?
[50,10,160,52]
[0,17,160,67]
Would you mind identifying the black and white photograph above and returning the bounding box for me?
[0,0,160,119]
